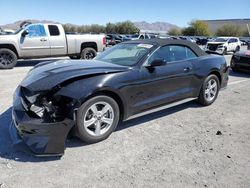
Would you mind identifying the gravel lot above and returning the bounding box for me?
[0,47,250,188]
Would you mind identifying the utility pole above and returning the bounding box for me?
[247,23,250,37]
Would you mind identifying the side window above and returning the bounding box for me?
[145,35,149,39]
[186,47,197,59]
[48,25,60,36]
[228,38,234,43]
[148,45,197,64]
[26,24,46,37]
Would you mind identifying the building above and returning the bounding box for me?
[203,19,250,35]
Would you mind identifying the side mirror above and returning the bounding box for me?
[21,30,29,37]
[147,58,166,67]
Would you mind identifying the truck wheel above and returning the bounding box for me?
[0,48,17,69]
[80,47,97,60]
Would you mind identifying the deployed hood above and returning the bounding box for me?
[21,59,129,91]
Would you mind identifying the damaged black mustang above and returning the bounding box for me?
[10,39,229,156]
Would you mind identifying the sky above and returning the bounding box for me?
[0,0,249,27]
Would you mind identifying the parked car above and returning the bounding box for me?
[205,37,241,55]
[196,38,209,45]
[0,23,106,69]
[10,39,229,156]
[230,50,250,72]
[106,34,122,45]
[130,33,156,40]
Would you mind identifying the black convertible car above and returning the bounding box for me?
[10,39,229,156]
[230,50,250,72]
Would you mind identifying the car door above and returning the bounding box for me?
[129,45,197,114]
[227,38,235,51]
[48,25,67,56]
[19,24,50,57]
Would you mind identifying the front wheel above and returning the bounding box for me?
[197,75,220,106]
[76,95,120,143]
[80,47,97,60]
[0,48,18,69]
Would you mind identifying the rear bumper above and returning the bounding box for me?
[231,59,250,71]
[11,90,74,156]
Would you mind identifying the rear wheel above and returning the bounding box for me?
[0,48,17,69]
[80,47,97,59]
[197,75,220,106]
[76,95,120,143]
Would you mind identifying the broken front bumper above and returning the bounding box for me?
[10,88,74,156]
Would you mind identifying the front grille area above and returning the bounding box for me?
[207,44,219,51]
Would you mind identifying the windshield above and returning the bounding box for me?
[95,43,153,66]
[215,38,227,42]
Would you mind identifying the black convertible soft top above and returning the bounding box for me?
[125,38,207,57]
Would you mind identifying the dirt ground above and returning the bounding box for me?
[0,50,250,188]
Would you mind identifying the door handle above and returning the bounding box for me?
[40,38,47,42]
[184,67,191,72]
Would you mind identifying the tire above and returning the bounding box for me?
[0,48,18,69]
[223,47,227,55]
[76,95,120,143]
[80,47,97,60]
[197,74,220,106]
[231,67,239,72]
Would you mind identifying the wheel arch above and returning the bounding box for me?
[80,42,97,52]
[0,44,19,58]
[80,89,126,121]
[208,70,222,86]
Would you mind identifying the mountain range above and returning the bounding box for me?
[0,20,179,33]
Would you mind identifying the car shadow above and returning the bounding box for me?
[0,107,60,162]
[229,70,250,78]
[0,101,200,162]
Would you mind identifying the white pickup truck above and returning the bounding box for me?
[0,23,106,69]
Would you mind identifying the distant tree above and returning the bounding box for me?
[181,20,210,36]
[216,24,242,37]
[64,21,139,34]
[182,27,195,36]
[106,22,116,33]
[190,20,210,36]
[115,21,140,34]
[167,28,182,36]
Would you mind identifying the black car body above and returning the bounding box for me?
[231,50,250,72]
[11,39,229,156]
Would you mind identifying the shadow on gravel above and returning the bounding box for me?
[229,70,250,78]
[0,101,200,162]
[0,107,60,162]
[117,100,200,131]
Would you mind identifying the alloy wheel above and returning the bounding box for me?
[204,79,218,102]
[83,102,114,136]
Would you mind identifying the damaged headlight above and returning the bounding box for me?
[20,86,74,121]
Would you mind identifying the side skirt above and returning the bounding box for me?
[125,97,197,121]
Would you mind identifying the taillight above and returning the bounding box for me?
[103,37,106,45]
[245,51,250,56]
